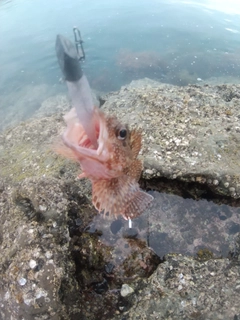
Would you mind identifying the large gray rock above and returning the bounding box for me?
[102,79,240,199]
[0,176,161,319]
[1,79,240,319]
[118,253,240,320]
[1,79,240,199]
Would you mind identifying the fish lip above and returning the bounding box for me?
[62,107,113,165]
[97,140,105,156]
[62,131,109,162]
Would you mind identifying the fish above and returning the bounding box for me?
[56,106,153,220]
[54,33,153,220]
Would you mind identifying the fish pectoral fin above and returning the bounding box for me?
[129,128,142,158]
[122,191,153,220]
[91,176,153,219]
[125,159,143,181]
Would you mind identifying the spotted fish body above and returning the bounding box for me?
[57,106,153,219]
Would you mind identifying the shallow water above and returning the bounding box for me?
[92,191,240,260]
[1,0,240,130]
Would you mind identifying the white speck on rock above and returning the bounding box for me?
[29,259,37,269]
[39,205,47,211]
[121,284,134,297]
[4,291,10,300]
[145,169,153,175]
[179,273,184,280]
[181,300,186,307]
[18,278,27,286]
[35,288,48,299]
[45,251,53,259]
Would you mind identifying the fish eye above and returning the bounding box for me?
[117,128,127,140]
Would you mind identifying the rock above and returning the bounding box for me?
[1,79,240,199]
[1,78,240,319]
[102,79,240,199]
[0,111,79,185]
[0,177,161,319]
[119,253,240,320]
[0,177,83,319]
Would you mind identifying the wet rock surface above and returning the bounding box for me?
[116,253,240,320]
[0,178,160,319]
[0,79,240,319]
[0,178,82,319]
[1,78,240,199]
[103,79,240,199]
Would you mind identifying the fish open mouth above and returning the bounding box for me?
[61,107,109,163]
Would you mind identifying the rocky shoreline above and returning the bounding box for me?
[0,79,240,319]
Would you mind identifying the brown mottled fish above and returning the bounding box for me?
[57,106,153,219]
[55,34,153,220]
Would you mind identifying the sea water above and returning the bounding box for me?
[1,0,240,129]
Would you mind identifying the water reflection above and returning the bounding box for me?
[190,0,240,15]
[92,191,240,260]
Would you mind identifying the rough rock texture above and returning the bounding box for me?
[0,177,160,319]
[1,78,240,198]
[0,177,82,319]
[117,253,240,320]
[1,79,240,319]
[101,79,240,199]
